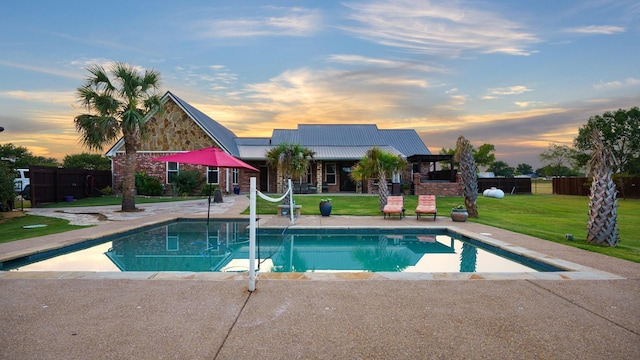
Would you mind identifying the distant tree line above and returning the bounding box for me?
[439,107,639,178]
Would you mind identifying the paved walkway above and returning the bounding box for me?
[1,196,639,359]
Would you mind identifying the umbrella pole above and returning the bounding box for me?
[207,183,212,225]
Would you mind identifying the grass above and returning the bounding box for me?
[0,214,87,243]
[249,194,640,263]
[0,195,209,243]
[38,195,204,208]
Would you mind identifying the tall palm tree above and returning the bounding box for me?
[455,136,478,217]
[352,147,408,212]
[75,62,162,211]
[587,129,619,246]
[265,143,315,203]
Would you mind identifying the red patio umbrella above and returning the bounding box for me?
[152,147,259,172]
[152,147,259,223]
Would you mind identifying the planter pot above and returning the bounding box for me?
[450,209,468,222]
[319,201,332,217]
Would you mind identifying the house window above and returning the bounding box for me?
[167,162,178,184]
[207,166,219,184]
[306,167,312,184]
[232,168,239,185]
[325,163,336,185]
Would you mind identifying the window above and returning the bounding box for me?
[167,162,178,184]
[232,168,239,185]
[207,166,219,184]
[306,167,312,184]
[325,163,336,185]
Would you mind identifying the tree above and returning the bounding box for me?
[0,143,59,168]
[488,161,515,177]
[439,143,496,170]
[473,143,496,169]
[515,163,533,176]
[352,147,408,212]
[0,162,15,211]
[74,62,162,211]
[265,143,315,203]
[455,136,478,217]
[575,107,640,175]
[63,153,111,170]
[587,129,618,246]
[539,143,581,176]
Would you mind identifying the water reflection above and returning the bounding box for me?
[11,220,545,273]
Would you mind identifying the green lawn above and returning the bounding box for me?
[250,194,640,263]
[0,215,87,243]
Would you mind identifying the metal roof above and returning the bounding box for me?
[238,145,403,161]
[270,124,430,157]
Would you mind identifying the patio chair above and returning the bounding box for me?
[415,195,437,221]
[383,196,405,219]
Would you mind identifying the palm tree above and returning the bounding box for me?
[352,147,408,212]
[75,62,162,211]
[455,136,479,217]
[587,129,619,246]
[265,143,315,203]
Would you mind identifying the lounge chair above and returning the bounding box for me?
[415,195,437,220]
[383,196,405,219]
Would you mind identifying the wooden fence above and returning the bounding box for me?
[29,166,112,207]
[477,177,532,194]
[552,177,640,198]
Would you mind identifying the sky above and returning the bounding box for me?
[1,0,638,169]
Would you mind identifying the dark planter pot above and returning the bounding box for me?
[319,201,332,217]
[450,209,468,222]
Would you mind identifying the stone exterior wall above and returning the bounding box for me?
[140,99,216,151]
[111,98,259,195]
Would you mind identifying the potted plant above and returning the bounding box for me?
[319,198,332,217]
[450,205,468,222]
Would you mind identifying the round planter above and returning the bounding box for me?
[319,201,332,217]
[450,209,468,222]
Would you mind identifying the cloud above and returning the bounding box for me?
[565,25,625,35]
[593,77,640,90]
[327,54,443,73]
[0,60,83,80]
[0,90,76,105]
[487,85,532,96]
[342,0,539,56]
[194,7,322,38]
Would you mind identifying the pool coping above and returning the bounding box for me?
[0,217,624,281]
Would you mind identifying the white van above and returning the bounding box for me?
[14,168,30,199]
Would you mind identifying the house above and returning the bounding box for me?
[106,91,461,195]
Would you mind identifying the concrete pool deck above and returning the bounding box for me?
[1,196,639,359]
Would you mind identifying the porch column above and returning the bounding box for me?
[316,161,323,194]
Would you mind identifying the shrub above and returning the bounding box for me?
[200,184,218,196]
[135,171,164,196]
[100,186,113,196]
[171,170,203,196]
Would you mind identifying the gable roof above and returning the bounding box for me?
[105,91,239,157]
[168,92,239,155]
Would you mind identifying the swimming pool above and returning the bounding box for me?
[3,220,562,273]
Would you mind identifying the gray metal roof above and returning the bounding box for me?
[270,124,430,157]
[237,145,403,161]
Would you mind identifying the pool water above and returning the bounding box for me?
[4,220,559,273]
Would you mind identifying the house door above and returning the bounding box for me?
[339,165,356,192]
[259,166,268,192]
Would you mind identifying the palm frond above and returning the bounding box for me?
[74,114,120,150]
